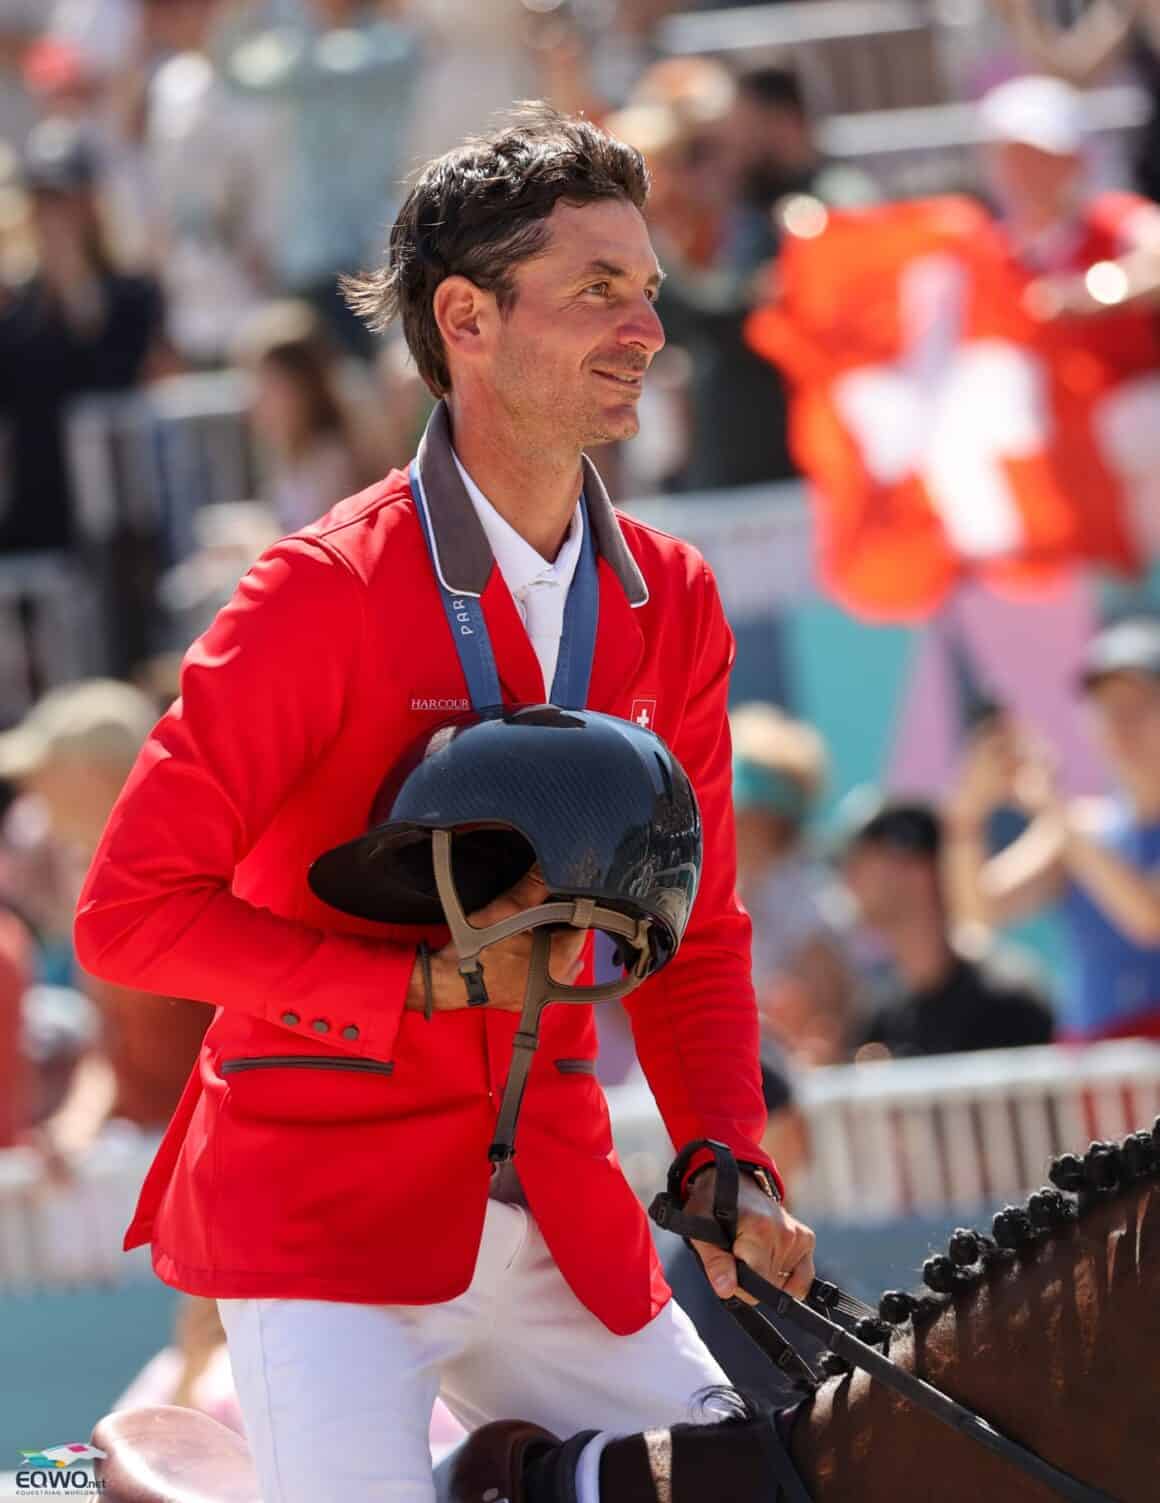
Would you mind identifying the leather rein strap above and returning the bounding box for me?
[650,1140,1119,1503]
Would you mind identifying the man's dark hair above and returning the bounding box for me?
[736,64,806,118]
[832,790,943,863]
[342,102,650,396]
[846,800,943,862]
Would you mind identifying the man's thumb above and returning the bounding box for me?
[695,1245,736,1296]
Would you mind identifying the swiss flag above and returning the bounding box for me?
[745,195,1160,621]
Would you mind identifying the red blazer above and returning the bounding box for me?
[74,402,779,1335]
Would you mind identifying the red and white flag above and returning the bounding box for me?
[745,195,1160,621]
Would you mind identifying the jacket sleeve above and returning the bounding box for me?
[74,537,414,1063]
[621,560,783,1196]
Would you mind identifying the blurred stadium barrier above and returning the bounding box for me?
[660,2,1146,195]
[6,1043,1159,1290]
[0,1129,157,1293]
[0,553,101,711]
[661,0,952,113]
[62,374,256,681]
[67,373,255,565]
[606,1040,1160,1222]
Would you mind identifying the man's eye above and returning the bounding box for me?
[585,282,611,297]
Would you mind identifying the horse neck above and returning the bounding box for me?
[792,1182,1159,1503]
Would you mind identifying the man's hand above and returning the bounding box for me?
[1011,737,1066,822]
[684,1168,816,1303]
[947,714,1019,830]
[404,867,587,1014]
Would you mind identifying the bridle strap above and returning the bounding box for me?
[733,1263,1118,1503]
[430,828,653,1162]
[651,1141,1120,1503]
[754,1415,813,1503]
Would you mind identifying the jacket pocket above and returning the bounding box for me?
[221,1056,395,1077]
[553,1058,596,1076]
[220,1055,396,1124]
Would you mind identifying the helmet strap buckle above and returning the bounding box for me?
[430,827,661,1159]
[458,961,489,1007]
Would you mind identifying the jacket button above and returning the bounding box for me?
[281,1011,300,1027]
[311,1018,331,1034]
[341,1025,359,1041]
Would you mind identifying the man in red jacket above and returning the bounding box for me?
[75,103,814,1502]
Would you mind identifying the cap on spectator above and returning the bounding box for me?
[21,984,100,1069]
[21,118,99,194]
[977,75,1086,156]
[0,680,157,782]
[730,703,826,826]
[1078,616,1160,691]
[831,787,942,861]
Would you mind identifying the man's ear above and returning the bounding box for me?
[433,275,493,366]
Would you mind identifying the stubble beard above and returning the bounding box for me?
[496,338,641,456]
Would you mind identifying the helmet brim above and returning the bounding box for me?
[308,820,535,925]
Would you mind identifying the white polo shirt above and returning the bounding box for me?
[452,450,584,700]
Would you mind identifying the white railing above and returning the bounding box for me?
[606,1040,1160,1224]
[0,1128,158,1292]
[6,1042,1159,1288]
[67,371,256,562]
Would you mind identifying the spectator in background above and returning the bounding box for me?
[975,75,1160,559]
[977,75,1160,320]
[946,617,1160,1041]
[218,0,420,357]
[401,0,543,168]
[233,299,384,533]
[991,0,1160,204]
[608,57,877,491]
[138,0,282,367]
[839,794,1053,1058]
[532,0,677,122]
[731,702,855,1066]
[0,678,213,1161]
[723,63,878,272]
[0,118,165,558]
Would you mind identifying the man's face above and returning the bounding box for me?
[735,807,794,879]
[25,755,127,855]
[1087,672,1160,781]
[987,141,1082,225]
[726,95,800,177]
[481,197,666,450]
[841,842,909,929]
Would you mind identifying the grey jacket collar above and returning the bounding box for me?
[413,400,649,606]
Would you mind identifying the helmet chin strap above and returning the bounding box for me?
[431,828,652,1163]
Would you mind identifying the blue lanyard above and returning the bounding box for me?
[410,460,599,711]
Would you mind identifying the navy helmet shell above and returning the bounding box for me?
[308,705,702,975]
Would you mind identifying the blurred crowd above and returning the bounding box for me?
[0,0,1156,589]
[0,0,1158,1435]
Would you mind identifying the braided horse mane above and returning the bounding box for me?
[784,1121,1160,1501]
[477,1127,1160,1503]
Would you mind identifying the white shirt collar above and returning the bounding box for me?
[451,450,583,600]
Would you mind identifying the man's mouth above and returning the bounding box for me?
[593,369,644,391]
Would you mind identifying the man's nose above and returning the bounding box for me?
[619,295,666,357]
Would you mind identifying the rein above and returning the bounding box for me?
[649,1140,1119,1503]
